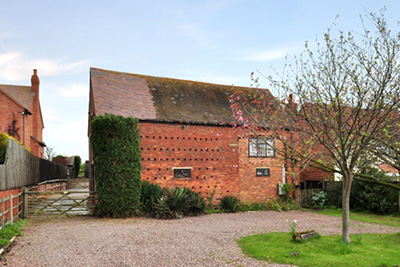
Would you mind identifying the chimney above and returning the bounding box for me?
[288,93,293,104]
[31,69,40,99]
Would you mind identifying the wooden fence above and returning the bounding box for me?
[0,138,72,190]
[0,190,23,227]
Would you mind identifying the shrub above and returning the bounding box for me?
[219,195,239,212]
[91,114,141,217]
[152,187,205,219]
[0,133,7,164]
[140,180,164,215]
[311,191,328,208]
[74,156,81,177]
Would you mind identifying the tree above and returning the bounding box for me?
[44,147,57,161]
[231,10,400,243]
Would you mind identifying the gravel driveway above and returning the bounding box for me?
[2,210,399,266]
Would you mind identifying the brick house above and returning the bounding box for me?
[89,68,325,202]
[0,69,45,158]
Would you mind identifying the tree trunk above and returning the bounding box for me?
[341,174,353,243]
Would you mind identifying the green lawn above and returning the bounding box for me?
[238,232,400,267]
[310,208,400,227]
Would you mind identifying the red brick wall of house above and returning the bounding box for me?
[238,136,295,202]
[139,122,240,201]
[0,92,25,143]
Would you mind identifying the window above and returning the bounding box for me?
[173,167,192,178]
[256,168,270,176]
[249,137,274,157]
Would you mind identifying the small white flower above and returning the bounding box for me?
[286,219,289,223]
[294,220,297,223]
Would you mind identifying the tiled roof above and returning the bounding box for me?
[90,68,271,125]
[0,84,33,109]
[377,164,399,174]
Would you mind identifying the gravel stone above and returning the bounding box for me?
[2,210,399,266]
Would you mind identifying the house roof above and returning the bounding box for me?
[90,68,272,125]
[377,164,399,175]
[0,84,33,109]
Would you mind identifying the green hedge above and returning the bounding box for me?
[0,133,7,164]
[74,156,81,177]
[91,114,141,217]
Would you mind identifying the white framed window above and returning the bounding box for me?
[249,137,274,157]
[173,167,192,178]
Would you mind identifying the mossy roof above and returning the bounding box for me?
[90,68,272,125]
[0,84,33,109]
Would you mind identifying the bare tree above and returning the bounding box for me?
[45,147,57,161]
[231,10,400,243]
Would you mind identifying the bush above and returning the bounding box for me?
[152,187,205,219]
[74,156,81,177]
[140,180,164,215]
[219,195,239,212]
[91,114,141,217]
[311,191,328,208]
[0,220,24,248]
[0,133,7,164]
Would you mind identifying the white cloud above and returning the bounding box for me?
[52,83,89,98]
[241,46,301,62]
[0,51,88,82]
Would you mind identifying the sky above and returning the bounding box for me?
[1,0,400,161]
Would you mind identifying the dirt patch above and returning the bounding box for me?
[2,211,399,266]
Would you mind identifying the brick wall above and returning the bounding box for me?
[139,122,240,201]
[0,92,25,143]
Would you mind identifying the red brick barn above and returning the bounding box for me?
[0,70,45,158]
[88,68,301,202]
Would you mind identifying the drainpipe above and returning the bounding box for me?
[21,109,32,145]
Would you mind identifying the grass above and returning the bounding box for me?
[0,220,24,248]
[309,208,400,228]
[238,232,400,266]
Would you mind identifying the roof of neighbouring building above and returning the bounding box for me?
[90,68,272,125]
[377,164,399,175]
[0,84,33,109]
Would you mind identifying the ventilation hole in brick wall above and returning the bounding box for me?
[216,158,219,161]
[206,149,209,152]
[198,168,201,170]
[140,135,143,138]
[147,168,150,171]
[194,138,197,140]
[153,136,155,139]
[177,158,180,160]
[159,136,162,139]
[200,149,203,151]
[160,158,163,161]
[189,148,192,151]
[207,186,210,188]
[188,137,191,140]
[140,147,143,151]
[205,138,208,141]
[203,176,206,179]
[183,148,186,151]
[199,186,202,189]
[154,177,157,180]
[141,158,144,160]
[211,149,214,152]
[210,138,213,141]
[226,190,229,193]
[214,168,216,170]
[172,148,175,151]
[183,158,186,161]
[200,138,202,141]
[172,158,175,161]
[154,148,156,150]
[147,148,150,150]
[195,149,198,151]
[178,148,181,151]
[166,158,169,161]
[205,167,209,170]
[206,158,208,161]
[183,137,186,140]
[192,186,195,189]
[166,148,169,151]
[210,176,213,178]
[171,137,174,139]
[158,168,161,171]
[147,158,150,161]
[154,158,157,161]
[160,148,163,151]
[195,158,198,161]
[189,158,192,161]
[200,158,203,161]
[177,137,180,140]
[146,178,150,180]
[146,136,149,138]
[164,177,166,179]
[216,138,218,141]
[217,149,220,152]
[211,158,214,161]
[196,176,199,178]
[166,168,169,170]
[165,137,168,139]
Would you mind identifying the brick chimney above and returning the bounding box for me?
[31,69,40,99]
